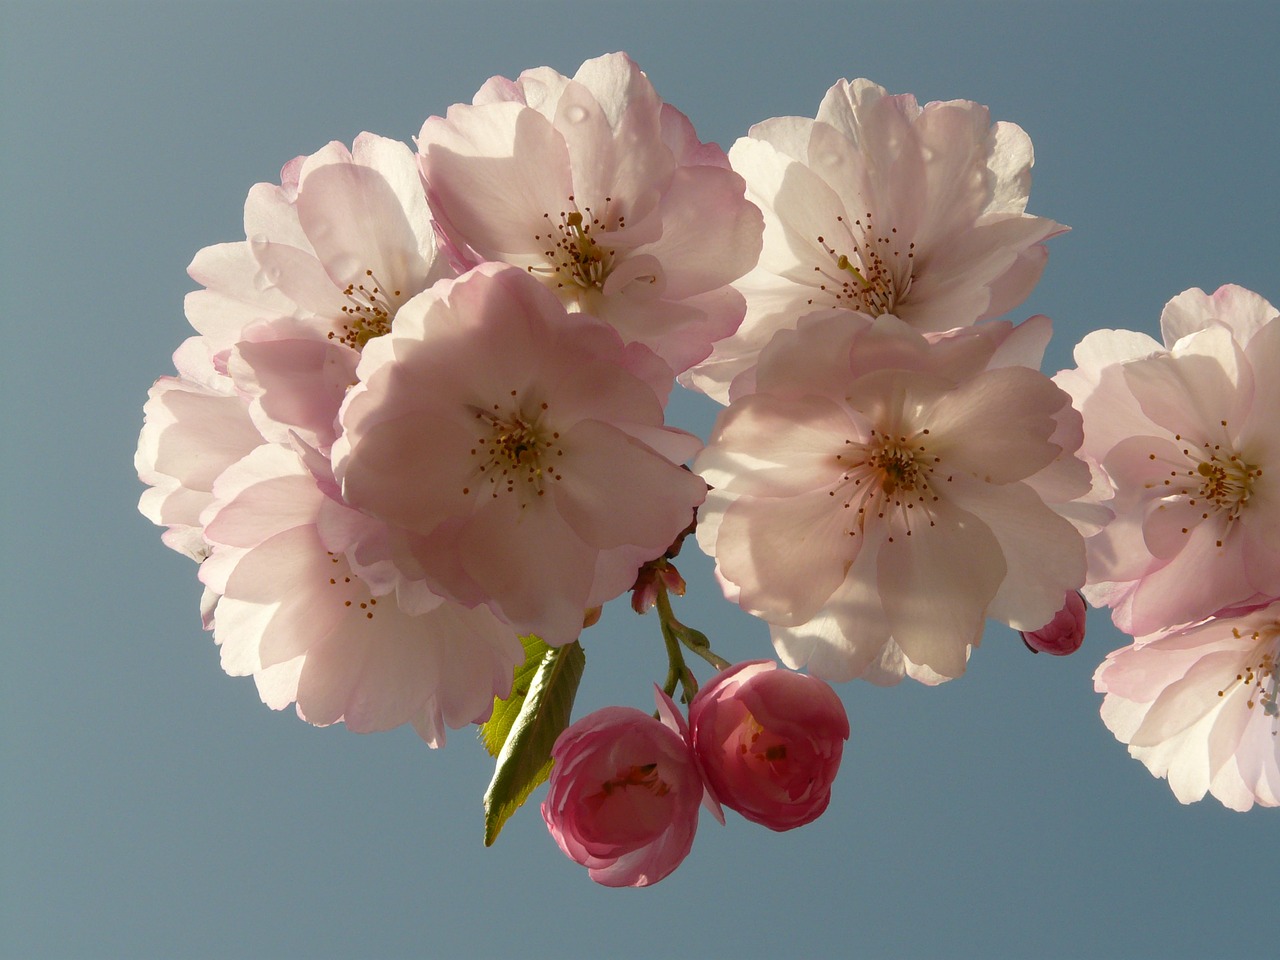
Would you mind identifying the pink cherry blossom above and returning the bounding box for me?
[136,337,265,560]
[1054,285,1280,635]
[185,133,452,452]
[141,133,450,562]
[416,52,763,380]
[541,687,710,887]
[198,442,524,746]
[685,78,1064,402]
[188,132,448,354]
[333,263,708,646]
[1095,599,1280,811]
[1020,591,1087,655]
[138,340,523,744]
[689,661,848,830]
[695,311,1093,684]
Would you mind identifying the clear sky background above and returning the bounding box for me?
[2,2,1276,958]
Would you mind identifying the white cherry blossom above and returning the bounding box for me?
[417,52,762,381]
[695,311,1090,683]
[199,444,523,746]
[186,133,451,452]
[1096,599,1280,811]
[686,78,1064,403]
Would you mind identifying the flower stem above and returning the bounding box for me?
[655,580,731,675]
[659,612,687,701]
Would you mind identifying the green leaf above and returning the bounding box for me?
[478,635,551,758]
[481,639,585,847]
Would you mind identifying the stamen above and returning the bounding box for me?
[590,762,671,800]
[1216,627,1279,735]
[812,212,915,314]
[529,196,630,293]
[1145,419,1261,541]
[323,551,381,620]
[835,428,944,540]
[466,395,563,507]
[327,268,403,350]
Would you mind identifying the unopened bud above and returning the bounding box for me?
[1020,591,1087,655]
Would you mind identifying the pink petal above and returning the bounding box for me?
[716,487,855,627]
[458,494,594,645]
[553,418,704,550]
[695,393,852,499]
[925,366,1065,484]
[877,499,1002,678]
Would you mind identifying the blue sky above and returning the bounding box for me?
[3,2,1276,957]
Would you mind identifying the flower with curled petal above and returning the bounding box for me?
[138,337,523,745]
[689,660,848,830]
[197,443,523,746]
[185,133,452,453]
[137,132,527,743]
[686,77,1064,403]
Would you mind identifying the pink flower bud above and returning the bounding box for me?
[542,688,705,887]
[689,660,849,831]
[1020,590,1087,655]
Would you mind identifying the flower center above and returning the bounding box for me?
[1195,455,1260,519]
[811,212,915,315]
[736,712,789,765]
[530,196,626,293]
[327,268,402,350]
[1217,624,1279,732]
[834,428,947,542]
[1154,422,1263,546]
[593,762,671,800]
[868,438,923,497]
[464,396,563,506]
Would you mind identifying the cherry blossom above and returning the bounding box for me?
[1095,599,1280,811]
[136,337,265,561]
[143,134,449,557]
[688,661,848,830]
[416,52,763,380]
[695,311,1092,684]
[685,78,1064,402]
[138,346,524,743]
[542,687,713,887]
[333,263,708,646]
[197,442,524,746]
[185,133,451,452]
[1055,285,1280,635]
[138,341,526,744]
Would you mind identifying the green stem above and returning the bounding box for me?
[655,582,732,673]
[659,611,685,701]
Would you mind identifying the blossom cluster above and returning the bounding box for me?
[137,51,1275,889]
[137,56,754,746]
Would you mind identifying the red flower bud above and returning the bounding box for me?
[689,661,848,831]
[1020,590,1087,655]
